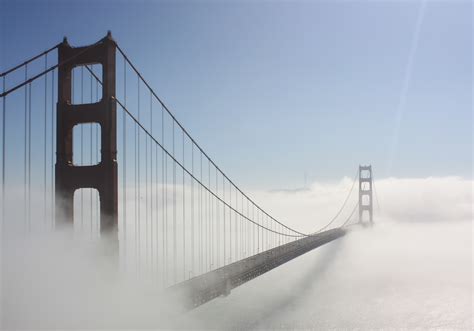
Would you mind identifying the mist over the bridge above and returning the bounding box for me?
[2,176,472,329]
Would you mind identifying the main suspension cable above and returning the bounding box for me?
[313,169,359,233]
[114,96,304,238]
[340,201,359,228]
[114,43,307,237]
[0,43,60,78]
[1,41,101,98]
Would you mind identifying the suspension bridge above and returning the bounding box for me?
[0,33,378,310]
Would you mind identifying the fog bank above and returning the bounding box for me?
[1,176,472,329]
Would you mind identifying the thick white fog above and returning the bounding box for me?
[1,176,472,329]
[183,221,471,329]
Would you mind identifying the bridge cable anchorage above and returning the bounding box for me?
[313,169,359,234]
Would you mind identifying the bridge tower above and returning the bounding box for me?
[358,165,373,224]
[55,32,118,236]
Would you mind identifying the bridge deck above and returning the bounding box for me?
[171,228,347,309]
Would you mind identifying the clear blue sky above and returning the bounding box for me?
[1,0,472,189]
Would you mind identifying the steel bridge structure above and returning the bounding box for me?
[0,33,378,309]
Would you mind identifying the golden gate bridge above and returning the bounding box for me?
[0,32,378,309]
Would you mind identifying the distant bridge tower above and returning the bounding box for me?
[358,165,373,224]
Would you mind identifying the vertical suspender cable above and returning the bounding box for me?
[223,175,225,266]
[150,90,153,274]
[155,128,159,279]
[80,66,84,229]
[203,158,206,272]
[24,65,27,229]
[172,121,176,283]
[265,216,271,249]
[247,199,250,255]
[123,58,127,263]
[95,73,99,233]
[137,77,141,271]
[258,209,261,251]
[134,89,138,269]
[51,69,55,228]
[264,214,266,250]
[154,101,159,277]
[182,130,185,280]
[235,190,242,260]
[134,76,138,268]
[44,55,48,224]
[144,95,149,271]
[191,143,194,276]
[89,66,93,236]
[1,76,5,225]
[199,152,203,274]
[28,83,32,230]
[211,163,214,267]
[270,219,272,249]
[215,168,218,267]
[239,193,242,258]
[248,199,252,254]
[27,82,32,231]
[206,159,212,270]
[252,204,255,254]
[70,69,74,226]
[237,188,239,260]
[162,105,166,287]
[228,180,231,263]
[145,90,148,270]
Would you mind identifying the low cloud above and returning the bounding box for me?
[1,176,472,329]
[249,176,472,232]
